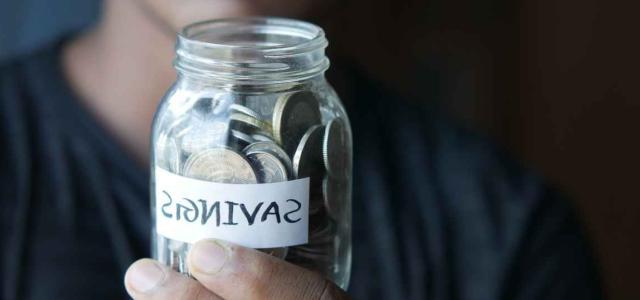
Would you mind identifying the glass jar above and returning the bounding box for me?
[150,18,352,288]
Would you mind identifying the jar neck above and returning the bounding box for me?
[176,73,326,92]
[174,18,330,86]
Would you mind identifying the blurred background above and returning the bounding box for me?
[1,0,638,298]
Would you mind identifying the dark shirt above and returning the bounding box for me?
[0,42,601,300]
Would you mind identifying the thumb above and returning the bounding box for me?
[187,239,349,300]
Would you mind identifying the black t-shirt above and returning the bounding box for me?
[0,42,602,300]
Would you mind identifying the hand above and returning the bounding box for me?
[124,239,350,299]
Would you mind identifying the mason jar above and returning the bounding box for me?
[150,17,352,288]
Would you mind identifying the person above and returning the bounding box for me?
[0,0,603,299]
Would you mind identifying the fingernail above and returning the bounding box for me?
[190,239,229,274]
[127,259,166,293]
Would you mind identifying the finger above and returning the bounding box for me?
[187,239,349,300]
[124,258,222,300]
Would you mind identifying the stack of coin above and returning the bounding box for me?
[155,90,349,273]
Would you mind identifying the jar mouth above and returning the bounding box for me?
[175,17,329,84]
[180,17,326,53]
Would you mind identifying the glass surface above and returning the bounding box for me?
[150,17,352,288]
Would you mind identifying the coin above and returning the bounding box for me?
[156,133,181,173]
[322,176,344,220]
[190,93,232,116]
[243,141,293,177]
[244,95,279,119]
[229,112,273,136]
[154,235,169,265]
[293,125,326,214]
[180,121,229,155]
[289,248,330,260]
[183,148,258,183]
[192,97,215,116]
[273,91,322,155]
[246,151,289,183]
[323,118,348,179]
[309,214,335,242]
[288,247,332,265]
[230,103,262,120]
[293,245,331,258]
[309,184,325,216]
[260,247,289,259]
[166,114,191,137]
[230,129,255,149]
[293,125,325,179]
[168,239,187,273]
[251,133,275,143]
[169,239,186,251]
[169,249,183,271]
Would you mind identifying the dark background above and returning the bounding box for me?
[1,0,638,298]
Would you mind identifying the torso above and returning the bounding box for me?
[0,43,601,300]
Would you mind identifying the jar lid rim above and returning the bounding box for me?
[178,17,327,54]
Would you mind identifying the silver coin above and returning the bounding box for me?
[156,133,181,173]
[293,125,325,179]
[309,208,330,230]
[308,216,336,245]
[273,91,322,155]
[243,141,293,177]
[169,249,182,271]
[169,239,186,251]
[288,247,331,264]
[304,238,331,259]
[297,241,333,256]
[322,118,348,179]
[230,129,255,148]
[246,151,289,183]
[288,248,331,261]
[229,112,273,136]
[251,133,275,143]
[168,239,187,273]
[260,247,289,259]
[293,125,326,215]
[294,245,331,257]
[167,114,191,138]
[309,185,325,216]
[154,235,169,265]
[230,103,262,120]
[322,176,344,220]
[180,121,229,155]
[244,95,279,119]
[192,95,230,117]
[183,148,258,183]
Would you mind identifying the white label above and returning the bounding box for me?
[155,167,309,248]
